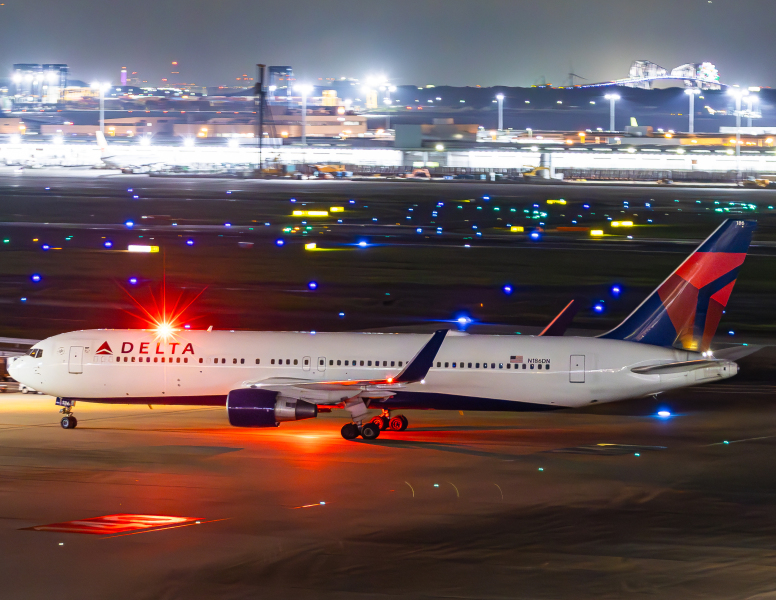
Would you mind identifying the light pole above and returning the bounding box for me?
[91,82,111,134]
[294,84,313,145]
[684,88,700,134]
[496,93,505,131]
[745,93,759,128]
[728,88,749,181]
[604,93,620,132]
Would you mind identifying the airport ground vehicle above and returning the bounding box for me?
[9,220,758,439]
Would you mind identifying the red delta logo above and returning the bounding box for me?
[95,342,113,355]
[120,341,195,355]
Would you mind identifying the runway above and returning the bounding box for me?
[2,356,776,599]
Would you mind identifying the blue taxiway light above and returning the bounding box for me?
[127,188,133,192]
[657,410,671,418]
[275,239,285,246]
[290,198,296,202]
[358,241,368,247]
[31,274,41,283]
[186,239,194,246]
[728,330,735,336]
[416,228,422,233]
[128,277,138,285]
[224,223,231,227]
[611,285,622,296]
[103,241,113,248]
[593,303,605,313]
[20,297,27,302]
[530,232,540,240]
[133,195,139,199]
[502,285,513,295]
[308,281,318,290]
[125,221,134,228]
[41,245,50,251]
[338,312,345,318]
[184,324,191,329]
[349,200,356,204]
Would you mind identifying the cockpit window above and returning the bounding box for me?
[28,349,42,358]
[28,349,36,357]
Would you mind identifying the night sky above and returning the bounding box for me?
[0,0,773,87]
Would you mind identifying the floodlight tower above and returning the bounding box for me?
[604,93,620,132]
[294,84,314,145]
[685,88,700,134]
[90,82,111,134]
[496,93,505,131]
[728,88,749,181]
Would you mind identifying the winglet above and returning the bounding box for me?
[394,329,448,383]
[539,300,579,337]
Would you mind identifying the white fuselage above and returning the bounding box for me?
[8,329,738,409]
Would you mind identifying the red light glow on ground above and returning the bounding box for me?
[28,514,199,535]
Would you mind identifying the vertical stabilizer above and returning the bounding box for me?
[600,219,756,351]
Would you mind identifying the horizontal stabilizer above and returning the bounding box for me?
[632,359,722,375]
[539,300,578,337]
[711,345,764,361]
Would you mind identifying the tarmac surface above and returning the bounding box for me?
[2,372,776,599]
[2,171,776,598]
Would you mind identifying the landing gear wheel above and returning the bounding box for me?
[61,416,77,429]
[341,423,360,440]
[389,415,408,431]
[360,422,380,440]
[370,416,389,430]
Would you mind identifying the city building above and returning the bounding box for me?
[269,66,293,105]
[11,64,68,105]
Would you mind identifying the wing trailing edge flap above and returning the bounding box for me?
[242,329,449,403]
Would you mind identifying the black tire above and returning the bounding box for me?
[61,416,73,429]
[398,415,409,431]
[371,416,389,430]
[361,423,380,440]
[70,417,78,429]
[341,423,360,440]
[388,416,404,431]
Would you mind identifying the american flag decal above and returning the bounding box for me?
[510,356,523,363]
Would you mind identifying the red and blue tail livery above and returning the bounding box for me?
[601,219,756,351]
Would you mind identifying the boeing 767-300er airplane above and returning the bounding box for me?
[9,219,759,440]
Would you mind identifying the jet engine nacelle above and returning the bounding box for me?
[227,388,318,428]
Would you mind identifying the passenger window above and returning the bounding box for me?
[445,362,449,368]
[116,357,120,362]
[537,364,542,370]
[271,359,275,365]
[199,358,203,364]
[304,358,309,365]
[124,357,128,362]
[383,361,387,367]
[468,363,472,368]
[241,358,245,364]
[131,357,135,362]
[161,357,165,363]
[483,363,487,368]
[222,358,226,364]
[368,361,372,367]
[399,362,403,367]
[452,362,456,368]
[545,364,550,370]
[154,357,158,363]
[294,359,298,365]
[255,359,259,364]
[329,360,333,366]
[530,364,534,369]
[436,362,441,368]
[391,361,395,367]
[344,360,349,366]
[286,359,290,365]
[337,360,341,366]
[184,358,188,363]
[476,363,480,368]
[499,364,503,369]
[522,364,526,370]
[360,360,364,366]
[176,357,180,363]
[491,363,495,369]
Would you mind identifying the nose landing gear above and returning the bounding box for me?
[56,398,78,429]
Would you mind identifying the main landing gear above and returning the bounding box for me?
[340,409,409,440]
[56,398,77,429]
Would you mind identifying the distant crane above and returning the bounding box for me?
[566,59,586,86]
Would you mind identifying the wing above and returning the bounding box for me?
[241,329,449,404]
